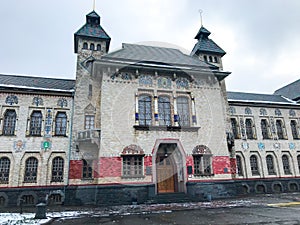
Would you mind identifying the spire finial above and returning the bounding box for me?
[93,0,96,11]
[198,9,203,26]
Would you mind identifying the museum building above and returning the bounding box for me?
[0,10,299,207]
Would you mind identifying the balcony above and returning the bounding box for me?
[76,129,101,147]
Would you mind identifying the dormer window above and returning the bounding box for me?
[214,56,218,63]
[83,42,88,49]
[209,56,213,62]
[203,55,208,62]
[97,44,101,51]
[90,43,95,50]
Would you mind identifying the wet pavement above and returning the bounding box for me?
[3,193,300,224]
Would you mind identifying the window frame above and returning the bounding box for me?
[266,155,276,175]
[261,119,270,139]
[176,96,190,127]
[29,111,43,136]
[24,157,38,183]
[0,157,10,184]
[290,120,299,139]
[82,159,93,179]
[250,155,260,176]
[84,115,95,130]
[230,118,240,139]
[122,155,144,178]
[138,95,152,126]
[236,155,243,176]
[54,112,67,136]
[158,95,172,126]
[51,157,64,182]
[2,109,17,136]
[245,118,255,139]
[282,155,292,175]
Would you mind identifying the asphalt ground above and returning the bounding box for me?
[3,193,300,224]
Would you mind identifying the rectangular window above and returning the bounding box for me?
[291,120,299,139]
[276,120,284,139]
[138,95,152,126]
[30,111,42,136]
[122,156,143,177]
[261,119,270,139]
[158,96,171,126]
[85,115,95,130]
[193,155,212,176]
[245,118,255,139]
[177,96,190,126]
[231,118,239,139]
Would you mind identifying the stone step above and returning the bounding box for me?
[147,192,193,204]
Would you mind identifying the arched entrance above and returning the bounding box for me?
[153,140,186,194]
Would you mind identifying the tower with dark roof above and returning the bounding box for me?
[74,10,111,55]
[191,26,226,70]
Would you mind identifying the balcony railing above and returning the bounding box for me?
[77,129,101,141]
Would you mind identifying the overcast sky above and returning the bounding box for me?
[0,0,299,94]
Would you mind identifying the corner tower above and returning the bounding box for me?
[190,26,226,70]
[74,10,111,56]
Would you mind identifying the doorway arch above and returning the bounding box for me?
[152,139,186,194]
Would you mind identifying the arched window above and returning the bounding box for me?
[245,118,254,139]
[0,157,10,184]
[291,120,299,139]
[158,96,171,126]
[203,55,208,62]
[30,111,42,136]
[261,119,270,139]
[3,109,16,136]
[276,120,284,139]
[214,56,218,63]
[96,44,101,51]
[282,155,291,175]
[83,42,88,49]
[231,118,239,139]
[266,155,276,175]
[82,159,93,179]
[51,157,64,182]
[90,43,95,50]
[177,96,190,126]
[236,155,243,176]
[250,155,259,175]
[138,95,152,126]
[24,157,38,183]
[55,112,67,136]
[208,56,213,62]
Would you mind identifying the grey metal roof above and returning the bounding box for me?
[103,43,217,69]
[227,91,294,104]
[0,74,75,92]
[274,79,300,101]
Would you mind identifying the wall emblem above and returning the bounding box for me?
[41,138,52,150]
[289,143,295,150]
[157,77,172,89]
[241,142,249,150]
[258,142,265,150]
[176,78,189,89]
[14,140,26,152]
[273,143,280,150]
[245,107,252,115]
[57,98,68,108]
[229,106,236,115]
[139,75,153,87]
[5,95,18,105]
[275,109,282,116]
[289,109,296,117]
[260,108,267,116]
[32,96,43,106]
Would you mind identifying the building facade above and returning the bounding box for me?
[0,9,300,207]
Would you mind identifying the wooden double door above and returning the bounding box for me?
[156,153,178,193]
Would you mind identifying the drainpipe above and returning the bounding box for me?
[65,91,75,194]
